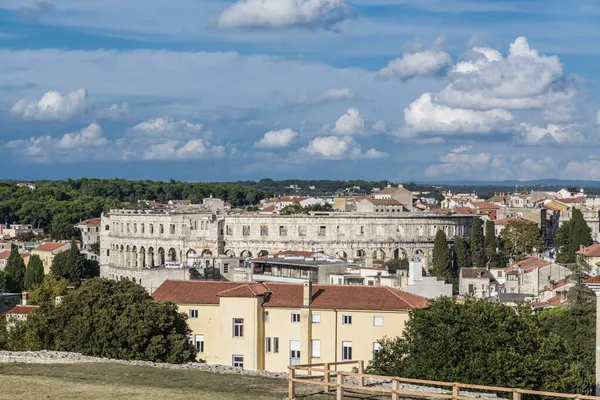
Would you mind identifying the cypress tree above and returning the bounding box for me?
[484,219,496,259]
[24,254,45,290]
[470,216,485,268]
[432,230,451,282]
[454,236,468,271]
[4,247,26,292]
[568,209,592,259]
[51,240,85,285]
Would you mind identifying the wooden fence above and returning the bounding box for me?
[288,361,600,400]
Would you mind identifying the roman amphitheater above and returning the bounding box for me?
[100,207,474,286]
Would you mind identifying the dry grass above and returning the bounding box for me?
[0,362,327,400]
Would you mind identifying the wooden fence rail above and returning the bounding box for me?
[288,361,600,400]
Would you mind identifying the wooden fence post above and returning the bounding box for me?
[323,363,330,393]
[288,367,295,400]
[391,379,399,400]
[358,360,364,387]
[452,383,459,400]
[336,373,343,400]
[512,390,520,400]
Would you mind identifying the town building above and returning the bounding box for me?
[503,257,570,296]
[31,242,71,274]
[0,224,43,239]
[576,244,600,275]
[152,280,428,372]
[5,293,38,328]
[251,251,350,284]
[459,268,499,299]
[0,251,29,270]
[74,218,101,250]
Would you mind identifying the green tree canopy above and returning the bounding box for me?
[431,230,451,282]
[27,278,196,363]
[383,258,409,274]
[556,209,593,263]
[500,220,545,261]
[4,247,26,292]
[568,255,595,306]
[484,219,496,260]
[50,223,78,241]
[50,240,85,285]
[368,297,578,393]
[29,275,70,309]
[23,254,44,290]
[470,217,485,268]
[453,236,468,270]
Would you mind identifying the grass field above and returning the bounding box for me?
[0,362,326,400]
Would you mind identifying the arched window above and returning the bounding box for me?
[105,225,110,231]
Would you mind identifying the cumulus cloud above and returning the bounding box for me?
[299,136,386,160]
[253,128,298,148]
[129,117,206,139]
[371,120,387,133]
[10,89,87,121]
[332,108,365,135]
[143,140,225,161]
[519,123,583,145]
[379,38,452,81]
[216,0,352,30]
[320,88,355,101]
[100,102,129,120]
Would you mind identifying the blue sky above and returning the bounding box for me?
[1,0,600,182]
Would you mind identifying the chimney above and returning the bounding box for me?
[581,245,585,251]
[21,291,28,306]
[303,281,312,307]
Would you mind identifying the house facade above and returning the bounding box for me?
[31,242,71,274]
[152,280,427,372]
[74,218,101,250]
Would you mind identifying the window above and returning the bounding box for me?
[291,312,301,323]
[373,315,383,327]
[260,225,268,236]
[106,250,110,257]
[273,337,279,353]
[233,318,244,337]
[133,223,137,233]
[141,223,145,233]
[318,226,326,236]
[189,309,198,319]
[265,337,272,353]
[105,224,110,231]
[468,284,474,294]
[170,224,176,234]
[298,226,307,237]
[342,314,352,325]
[497,271,503,277]
[311,340,321,359]
[232,355,244,368]
[223,263,229,274]
[195,334,204,353]
[150,224,154,234]
[264,311,269,323]
[126,223,130,233]
[194,221,198,230]
[201,221,205,230]
[243,225,250,236]
[311,313,321,324]
[360,226,365,235]
[373,342,382,355]
[279,226,287,237]
[159,224,164,234]
[226,225,233,235]
[342,341,352,361]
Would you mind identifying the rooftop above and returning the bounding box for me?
[494,217,538,226]
[576,243,600,258]
[7,305,39,315]
[33,242,70,253]
[75,218,101,226]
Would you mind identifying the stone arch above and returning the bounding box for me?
[335,250,348,259]
[158,247,165,266]
[132,246,138,268]
[186,249,197,267]
[125,245,131,267]
[240,250,253,258]
[104,224,110,231]
[168,248,177,262]
[225,249,236,257]
[393,248,408,259]
[356,249,366,258]
[258,250,269,257]
[201,249,213,257]
[147,247,155,268]
[132,277,136,284]
[139,246,146,268]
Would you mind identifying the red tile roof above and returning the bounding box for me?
[75,218,101,226]
[469,201,501,210]
[585,275,600,284]
[33,242,70,253]
[261,204,276,212]
[0,251,29,260]
[7,305,39,315]
[576,244,600,257]
[505,257,551,273]
[559,197,585,204]
[531,295,568,308]
[494,217,537,226]
[153,280,428,311]
[452,207,480,215]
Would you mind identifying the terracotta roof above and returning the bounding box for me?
[531,295,568,308]
[0,251,29,260]
[75,218,101,226]
[585,275,600,284]
[452,207,480,215]
[505,257,551,273]
[469,201,501,210]
[460,268,492,279]
[576,243,600,257]
[261,204,276,212]
[7,305,39,315]
[544,202,566,212]
[559,197,585,204]
[153,280,428,311]
[33,242,70,253]
[494,217,537,226]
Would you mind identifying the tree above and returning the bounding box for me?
[27,278,197,363]
[500,220,545,261]
[23,254,44,290]
[279,204,304,215]
[431,230,451,282]
[50,240,85,285]
[556,209,593,263]
[470,217,485,268]
[50,223,78,241]
[89,242,100,255]
[0,271,8,291]
[4,247,26,292]
[29,275,70,309]
[384,258,409,274]
[453,236,468,270]
[568,255,595,306]
[368,297,578,393]
[484,220,496,260]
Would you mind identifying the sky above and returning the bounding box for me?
[1,0,600,182]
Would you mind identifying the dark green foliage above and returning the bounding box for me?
[431,230,451,282]
[556,209,593,263]
[29,275,70,309]
[368,298,579,393]
[26,278,196,363]
[50,240,85,285]
[470,217,485,268]
[89,242,100,255]
[453,236,468,270]
[488,250,509,269]
[568,256,595,306]
[383,258,409,274]
[51,223,78,241]
[4,247,26,292]
[484,220,496,259]
[0,271,8,291]
[500,221,546,261]
[24,254,44,290]
[279,203,333,215]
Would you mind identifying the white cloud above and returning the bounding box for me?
[426,150,490,177]
[563,159,600,180]
[403,93,513,134]
[10,89,87,121]
[597,110,600,125]
[101,102,129,120]
[216,0,352,30]
[371,120,387,133]
[332,108,365,135]
[379,49,452,81]
[519,123,584,145]
[129,117,206,139]
[253,128,298,148]
[299,135,386,160]
[143,139,225,161]
[450,145,472,153]
[57,123,107,149]
[320,88,355,101]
